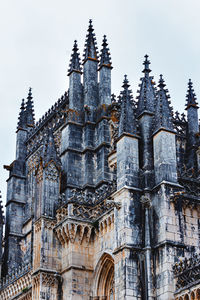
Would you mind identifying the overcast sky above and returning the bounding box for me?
[0,0,200,206]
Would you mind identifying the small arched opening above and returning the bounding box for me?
[93,253,115,300]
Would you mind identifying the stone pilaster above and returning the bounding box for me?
[153,129,177,185]
[83,59,99,109]
[117,134,139,190]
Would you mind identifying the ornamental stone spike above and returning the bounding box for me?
[153,74,174,133]
[137,55,157,116]
[118,75,137,137]
[185,79,198,109]
[83,20,99,109]
[83,19,99,63]
[99,35,112,68]
[99,35,112,105]
[142,54,151,75]
[185,79,199,160]
[68,40,82,75]
[17,99,26,130]
[25,87,35,127]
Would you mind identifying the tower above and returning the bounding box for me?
[137,55,157,189]
[1,20,200,300]
[3,89,34,274]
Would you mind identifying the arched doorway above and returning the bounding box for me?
[94,253,115,300]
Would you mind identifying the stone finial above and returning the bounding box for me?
[83,19,99,63]
[118,75,137,137]
[142,54,151,75]
[17,99,26,129]
[137,55,157,116]
[26,88,35,127]
[99,35,112,69]
[153,74,174,133]
[68,40,82,75]
[185,79,199,110]
[111,93,116,103]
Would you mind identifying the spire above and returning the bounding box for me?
[26,88,35,127]
[43,128,61,167]
[83,19,98,63]
[153,75,174,133]
[137,55,156,116]
[99,35,112,69]
[185,79,198,110]
[17,99,26,129]
[68,40,82,75]
[118,75,137,137]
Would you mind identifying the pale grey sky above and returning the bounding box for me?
[0,0,200,205]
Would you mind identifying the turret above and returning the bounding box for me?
[99,35,112,105]
[153,75,177,184]
[3,89,35,274]
[68,40,83,111]
[137,55,157,189]
[117,75,139,189]
[83,20,99,109]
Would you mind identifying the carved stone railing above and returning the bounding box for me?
[27,92,68,140]
[56,181,117,224]
[0,268,32,300]
[70,181,117,205]
[173,254,200,291]
[0,263,32,289]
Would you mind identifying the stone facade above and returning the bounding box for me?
[1,20,200,300]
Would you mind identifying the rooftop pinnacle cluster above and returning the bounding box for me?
[0,20,200,300]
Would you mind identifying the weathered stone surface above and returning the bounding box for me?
[1,21,200,300]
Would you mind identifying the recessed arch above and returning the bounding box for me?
[93,253,115,300]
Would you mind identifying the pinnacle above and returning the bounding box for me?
[185,79,198,109]
[83,19,98,63]
[68,40,82,75]
[122,75,130,89]
[142,54,151,74]
[153,75,174,133]
[26,87,35,127]
[158,74,166,89]
[17,99,26,129]
[119,76,137,137]
[27,87,32,100]
[99,35,112,68]
[21,98,25,109]
[137,55,156,116]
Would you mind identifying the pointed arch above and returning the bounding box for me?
[93,252,115,300]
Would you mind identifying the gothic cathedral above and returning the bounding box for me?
[0,20,200,300]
